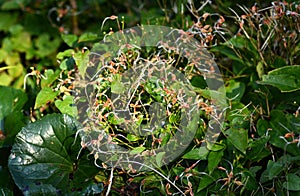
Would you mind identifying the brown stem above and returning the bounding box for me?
[69,0,79,35]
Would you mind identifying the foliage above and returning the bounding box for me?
[0,0,299,195]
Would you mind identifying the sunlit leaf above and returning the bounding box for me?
[61,34,78,47]
[55,95,78,117]
[34,87,59,109]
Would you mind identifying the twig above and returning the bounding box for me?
[69,0,79,35]
[106,167,114,196]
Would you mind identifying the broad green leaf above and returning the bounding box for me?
[74,50,89,76]
[34,87,59,109]
[256,119,269,136]
[4,52,20,66]
[156,152,165,167]
[1,111,27,147]
[261,65,300,92]
[225,128,248,154]
[35,34,61,58]
[78,32,98,42]
[129,146,146,155]
[1,0,30,10]
[246,136,270,161]
[11,31,31,53]
[0,86,27,120]
[55,95,78,117]
[210,45,243,63]
[206,142,226,151]
[8,114,102,195]
[41,69,60,88]
[197,175,215,192]
[0,12,18,31]
[268,110,300,156]
[8,24,24,35]
[0,49,8,63]
[60,58,75,70]
[242,170,259,191]
[182,147,208,160]
[190,75,207,88]
[7,63,23,79]
[56,49,75,60]
[283,173,300,191]
[61,34,78,47]
[260,160,283,183]
[111,74,125,94]
[0,72,13,86]
[208,150,224,174]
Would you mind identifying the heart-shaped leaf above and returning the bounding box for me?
[8,114,102,195]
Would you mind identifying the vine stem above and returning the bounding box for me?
[105,167,114,196]
[120,160,186,195]
[69,0,79,35]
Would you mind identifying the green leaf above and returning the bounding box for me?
[74,50,89,76]
[126,134,140,142]
[111,74,125,94]
[283,173,300,191]
[261,65,300,92]
[34,87,59,109]
[226,80,245,101]
[11,32,32,53]
[8,114,102,195]
[190,75,207,88]
[61,34,78,47]
[1,111,27,147]
[260,160,283,183]
[197,175,215,192]
[0,86,27,120]
[41,69,60,88]
[208,150,224,174]
[182,147,208,160]
[0,49,8,63]
[246,136,270,161]
[156,152,165,167]
[56,49,75,60]
[78,32,98,42]
[0,12,18,31]
[256,61,264,79]
[60,58,75,70]
[129,146,146,155]
[225,128,248,154]
[1,0,30,10]
[55,95,78,117]
[0,72,13,86]
[206,142,226,151]
[35,34,61,58]
[268,110,300,156]
[210,45,243,63]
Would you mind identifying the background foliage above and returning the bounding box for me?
[0,0,299,195]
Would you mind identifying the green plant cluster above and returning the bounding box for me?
[0,0,300,195]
